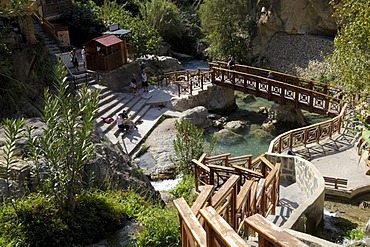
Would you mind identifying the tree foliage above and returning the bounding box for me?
[95,0,162,57]
[139,0,185,44]
[328,0,370,106]
[62,0,106,46]
[172,119,208,174]
[199,0,256,62]
[28,61,99,212]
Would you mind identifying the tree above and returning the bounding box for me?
[172,119,214,174]
[328,0,370,110]
[199,0,256,63]
[95,0,162,56]
[29,61,99,212]
[0,118,25,199]
[139,0,185,44]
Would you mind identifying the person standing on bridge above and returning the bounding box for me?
[267,71,275,79]
[227,57,236,70]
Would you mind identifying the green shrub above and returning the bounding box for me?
[136,207,180,247]
[170,174,197,205]
[0,192,129,246]
[172,119,206,174]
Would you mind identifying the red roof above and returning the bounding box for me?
[93,35,123,47]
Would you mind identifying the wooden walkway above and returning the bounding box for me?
[166,62,351,246]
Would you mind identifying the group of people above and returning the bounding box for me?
[101,110,137,132]
[70,46,86,71]
[130,71,149,95]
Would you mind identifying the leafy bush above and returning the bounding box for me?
[0,192,129,246]
[170,174,197,205]
[172,119,210,174]
[136,207,180,247]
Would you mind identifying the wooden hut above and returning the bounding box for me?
[84,34,127,71]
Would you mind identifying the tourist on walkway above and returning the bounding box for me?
[70,48,79,71]
[267,71,274,79]
[130,73,138,95]
[227,57,235,70]
[141,71,148,92]
[81,46,86,68]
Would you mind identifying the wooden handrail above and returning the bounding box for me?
[191,185,214,218]
[173,198,207,247]
[268,103,347,154]
[243,214,308,246]
[211,175,239,209]
[200,206,249,247]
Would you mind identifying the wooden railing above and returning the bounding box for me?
[163,69,211,96]
[268,103,347,154]
[210,66,342,117]
[209,61,342,98]
[174,157,304,246]
[243,214,308,246]
[193,154,280,223]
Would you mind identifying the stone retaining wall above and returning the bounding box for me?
[265,153,325,234]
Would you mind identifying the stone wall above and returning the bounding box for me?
[265,153,325,234]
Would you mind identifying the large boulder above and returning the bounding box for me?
[179,106,211,128]
[99,62,143,92]
[137,55,183,74]
[253,0,336,56]
[268,103,307,128]
[170,85,237,113]
[213,129,246,146]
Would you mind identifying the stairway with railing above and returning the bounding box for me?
[167,62,352,246]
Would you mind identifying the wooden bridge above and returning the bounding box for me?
[166,62,348,246]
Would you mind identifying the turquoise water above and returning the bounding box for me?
[205,93,330,158]
[180,59,330,159]
[204,95,274,158]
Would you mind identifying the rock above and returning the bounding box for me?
[268,103,306,128]
[258,106,269,115]
[224,121,245,133]
[137,55,183,74]
[240,94,256,103]
[213,129,246,146]
[140,118,178,181]
[253,0,336,56]
[99,62,143,92]
[262,121,276,131]
[250,124,271,138]
[179,106,209,128]
[170,85,236,113]
[159,191,175,204]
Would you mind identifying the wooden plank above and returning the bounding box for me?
[244,214,308,246]
[236,180,254,210]
[173,198,207,247]
[233,165,263,178]
[200,206,248,247]
[211,175,239,208]
[207,164,236,172]
[260,156,274,170]
[192,159,210,172]
[191,185,214,216]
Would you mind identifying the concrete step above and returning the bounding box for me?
[126,97,151,120]
[119,107,169,155]
[112,104,152,137]
[98,93,118,108]
[97,94,127,117]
